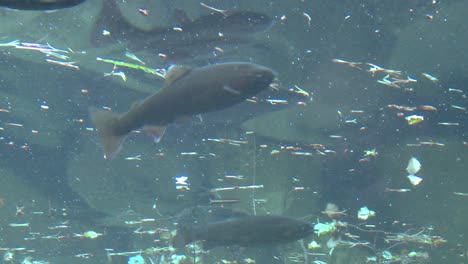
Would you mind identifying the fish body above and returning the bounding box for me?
[175,206,251,229]
[92,0,272,62]
[0,0,85,10]
[135,11,272,61]
[90,62,275,159]
[173,214,313,249]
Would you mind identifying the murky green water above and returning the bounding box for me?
[0,0,466,263]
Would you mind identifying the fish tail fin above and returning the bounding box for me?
[89,107,127,160]
[172,226,195,248]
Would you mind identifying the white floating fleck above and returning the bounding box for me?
[407,175,423,186]
[406,157,421,175]
[421,73,438,83]
[128,254,145,264]
[3,252,14,262]
[307,240,321,249]
[175,176,189,185]
[323,203,341,218]
[382,250,393,260]
[313,222,335,236]
[83,230,103,239]
[405,115,424,125]
[357,206,375,220]
[326,237,341,249]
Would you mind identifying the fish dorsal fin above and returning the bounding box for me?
[165,65,192,85]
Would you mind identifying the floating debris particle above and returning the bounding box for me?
[138,8,149,17]
[419,141,445,147]
[450,105,466,111]
[437,122,459,126]
[291,84,310,97]
[406,157,421,175]
[5,123,24,127]
[357,206,375,220]
[125,52,146,65]
[314,222,335,236]
[8,223,30,227]
[82,231,103,239]
[407,175,423,186]
[363,148,378,158]
[175,176,189,185]
[385,188,412,193]
[211,184,264,192]
[302,12,312,26]
[266,99,288,105]
[387,104,416,112]
[225,175,244,180]
[128,254,145,264]
[405,115,424,125]
[180,152,198,156]
[291,151,313,156]
[421,73,438,82]
[103,71,127,82]
[332,58,363,70]
[322,203,346,218]
[308,240,321,249]
[125,155,142,161]
[448,87,464,93]
[3,252,14,262]
[418,105,437,111]
[46,59,80,70]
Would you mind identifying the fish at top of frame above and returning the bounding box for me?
[0,0,86,10]
[91,0,273,63]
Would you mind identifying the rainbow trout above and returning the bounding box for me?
[90,62,275,159]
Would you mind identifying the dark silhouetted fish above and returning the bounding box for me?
[173,213,314,249]
[89,62,276,159]
[175,206,251,229]
[92,0,273,62]
[0,0,85,10]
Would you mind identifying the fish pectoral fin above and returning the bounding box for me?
[143,125,167,143]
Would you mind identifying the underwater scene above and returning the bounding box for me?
[0,0,466,263]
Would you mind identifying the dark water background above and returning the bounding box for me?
[0,0,466,263]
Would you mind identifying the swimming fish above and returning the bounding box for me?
[173,214,314,249]
[89,62,276,160]
[92,0,273,62]
[175,206,251,229]
[0,0,85,10]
